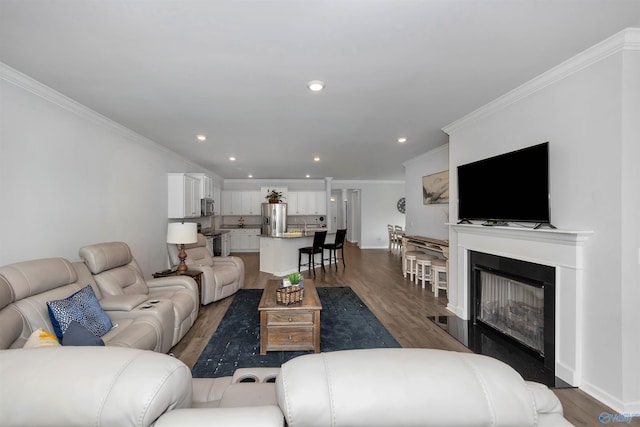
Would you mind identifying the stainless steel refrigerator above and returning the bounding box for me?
[261,203,287,236]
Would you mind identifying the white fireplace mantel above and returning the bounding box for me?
[448,223,593,386]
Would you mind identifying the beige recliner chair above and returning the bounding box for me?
[168,234,244,305]
[79,241,199,348]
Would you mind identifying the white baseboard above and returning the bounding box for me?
[580,380,640,415]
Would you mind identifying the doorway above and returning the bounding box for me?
[331,189,361,246]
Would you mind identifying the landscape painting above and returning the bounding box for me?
[423,170,449,204]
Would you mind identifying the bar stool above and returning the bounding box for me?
[403,250,422,281]
[322,229,347,270]
[415,253,436,288]
[393,225,404,255]
[431,258,448,297]
[299,231,327,277]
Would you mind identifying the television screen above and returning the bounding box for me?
[457,142,550,225]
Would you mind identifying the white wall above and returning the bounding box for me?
[443,29,640,413]
[402,143,449,239]
[333,180,405,249]
[0,63,220,275]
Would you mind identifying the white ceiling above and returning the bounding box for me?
[1,1,639,180]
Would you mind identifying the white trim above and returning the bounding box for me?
[333,180,405,186]
[450,224,593,387]
[0,61,212,174]
[402,143,449,168]
[443,27,640,134]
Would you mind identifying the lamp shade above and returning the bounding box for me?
[167,222,198,244]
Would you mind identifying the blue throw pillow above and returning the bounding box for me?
[62,321,105,346]
[47,285,113,340]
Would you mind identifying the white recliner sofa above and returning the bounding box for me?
[0,346,573,427]
[275,348,572,427]
[0,346,283,427]
[168,234,244,305]
[79,241,199,347]
[0,257,166,351]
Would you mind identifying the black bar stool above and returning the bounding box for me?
[322,229,347,270]
[298,231,327,277]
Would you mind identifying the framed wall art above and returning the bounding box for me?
[422,170,449,205]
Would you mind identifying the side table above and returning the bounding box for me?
[152,269,203,305]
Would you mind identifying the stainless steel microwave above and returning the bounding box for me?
[201,198,215,216]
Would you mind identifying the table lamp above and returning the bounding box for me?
[167,222,198,273]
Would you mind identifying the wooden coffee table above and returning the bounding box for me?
[259,279,322,355]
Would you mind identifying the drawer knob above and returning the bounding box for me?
[288,317,293,322]
[288,335,293,340]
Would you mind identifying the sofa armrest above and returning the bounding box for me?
[100,294,149,311]
[211,257,241,268]
[154,406,284,427]
[147,276,198,293]
[0,347,192,427]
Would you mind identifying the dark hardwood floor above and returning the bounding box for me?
[171,241,635,427]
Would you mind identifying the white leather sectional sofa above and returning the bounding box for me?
[0,249,198,352]
[0,346,573,426]
[0,249,572,426]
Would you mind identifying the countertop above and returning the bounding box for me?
[261,230,334,239]
[201,229,230,237]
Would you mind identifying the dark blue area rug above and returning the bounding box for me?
[192,287,400,378]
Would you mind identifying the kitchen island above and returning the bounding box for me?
[259,230,335,276]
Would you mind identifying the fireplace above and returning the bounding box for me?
[449,224,592,387]
[469,251,555,372]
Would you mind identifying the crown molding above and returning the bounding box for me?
[443,27,640,135]
[403,143,449,167]
[0,61,210,173]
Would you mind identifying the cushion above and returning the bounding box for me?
[62,321,105,346]
[47,285,113,340]
[23,328,61,348]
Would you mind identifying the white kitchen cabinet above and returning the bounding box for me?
[242,191,262,215]
[228,229,242,250]
[189,173,215,199]
[228,228,261,252]
[222,190,261,215]
[222,191,243,215]
[212,185,221,215]
[286,191,326,215]
[287,192,299,214]
[220,232,230,256]
[314,191,327,215]
[168,173,201,218]
[222,191,233,215]
[203,175,214,199]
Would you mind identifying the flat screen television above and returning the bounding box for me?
[457,142,552,227]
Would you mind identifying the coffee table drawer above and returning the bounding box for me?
[266,311,314,325]
[266,327,314,350]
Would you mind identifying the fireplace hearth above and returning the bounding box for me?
[428,250,570,388]
[469,251,555,371]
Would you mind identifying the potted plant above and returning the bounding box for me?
[287,272,302,286]
[265,189,285,204]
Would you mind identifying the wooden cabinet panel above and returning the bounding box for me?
[168,173,201,218]
[266,312,314,325]
[265,327,314,350]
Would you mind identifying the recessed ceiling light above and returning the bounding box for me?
[229,156,236,161]
[397,137,407,143]
[313,156,320,162]
[248,174,253,178]
[307,80,325,92]
[196,134,207,142]
[305,174,311,178]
